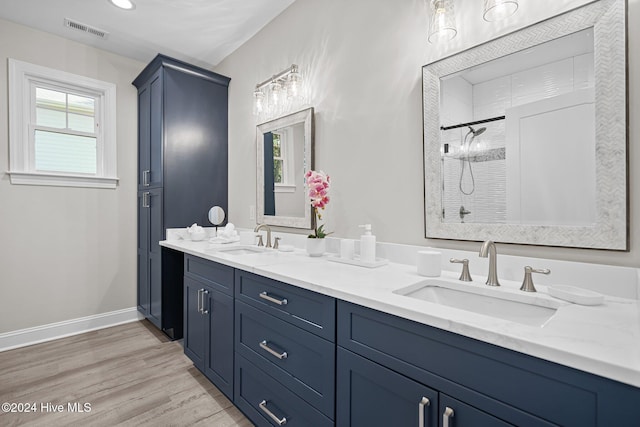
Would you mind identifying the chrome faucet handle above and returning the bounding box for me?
[273,237,281,250]
[257,235,264,247]
[520,266,550,292]
[450,258,472,282]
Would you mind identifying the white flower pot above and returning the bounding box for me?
[305,238,326,257]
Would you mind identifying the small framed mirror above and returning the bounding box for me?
[422,0,627,250]
[256,107,314,229]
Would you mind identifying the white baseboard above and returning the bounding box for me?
[0,307,144,352]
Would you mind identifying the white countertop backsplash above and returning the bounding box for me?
[162,228,640,388]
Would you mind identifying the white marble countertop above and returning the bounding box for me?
[161,238,640,388]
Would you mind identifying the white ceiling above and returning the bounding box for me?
[0,0,296,69]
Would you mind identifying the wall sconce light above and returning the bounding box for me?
[253,64,303,117]
[428,0,457,44]
[483,0,519,22]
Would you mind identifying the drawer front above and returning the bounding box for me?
[338,301,590,427]
[184,254,234,296]
[236,300,335,418]
[235,355,333,427]
[235,271,335,341]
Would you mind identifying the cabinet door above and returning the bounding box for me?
[137,191,149,315]
[337,347,438,427]
[147,188,163,328]
[183,277,206,371]
[440,394,513,427]
[137,70,162,189]
[204,287,234,399]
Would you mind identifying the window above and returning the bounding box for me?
[272,129,296,193]
[272,132,285,184]
[8,59,118,188]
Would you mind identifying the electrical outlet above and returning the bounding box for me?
[249,205,256,221]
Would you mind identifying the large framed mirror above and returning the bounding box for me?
[423,0,627,250]
[257,107,314,229]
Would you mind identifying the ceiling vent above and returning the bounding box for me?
[64,18,109,39]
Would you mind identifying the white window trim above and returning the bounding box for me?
[7,59,118,189]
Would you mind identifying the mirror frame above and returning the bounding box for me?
[256,107,314,229]
[422,0,628,250]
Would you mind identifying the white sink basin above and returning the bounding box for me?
[394,279,563,327]
[209,245,268,256]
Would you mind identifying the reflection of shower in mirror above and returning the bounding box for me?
[459,126,486,196]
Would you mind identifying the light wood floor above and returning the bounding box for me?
[0,320,253,427]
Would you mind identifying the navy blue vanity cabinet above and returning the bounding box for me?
[133,54,230,339]
[183,255,235,400]
[337,301,640,427]
[234,271,336,425]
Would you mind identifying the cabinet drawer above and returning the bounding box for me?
[236,300,335,418]
[235,271,335,341]
[184,255,234,295]
[235,355,333,427]
[338,301,590,427]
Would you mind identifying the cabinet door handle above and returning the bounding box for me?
[418,397,430,427]
[142,192,150,208]
[259,340,288,360]
[143,170,150,186]
[259,291,288,306]
[258,400,287,425]
[202,290,209,314]
[443,407,454,427]
[197,289,203,314]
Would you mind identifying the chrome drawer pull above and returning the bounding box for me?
[143,170,150,186]
[418,397,430,427]
[443,407,454,427]
[259,340,288,360]
[202,290,209,314]
[259,400,287,425]
[259,291,288,306]
[197,289,202,314]
[142,192,150,208]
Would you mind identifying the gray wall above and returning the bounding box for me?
[215,0,640,267]
[0,19,144,333]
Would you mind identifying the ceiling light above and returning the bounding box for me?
[428,0,457,44]
[108,0,136,10]
[483,0,518,22]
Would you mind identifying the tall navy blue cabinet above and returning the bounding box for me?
[133,54,230,339]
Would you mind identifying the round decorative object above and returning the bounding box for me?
[208,206,226,225]
[305,238,326,257]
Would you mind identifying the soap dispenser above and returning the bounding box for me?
[359,224,376,263]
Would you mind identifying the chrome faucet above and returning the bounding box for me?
[479,240,500,286]
[254,223,272,248]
